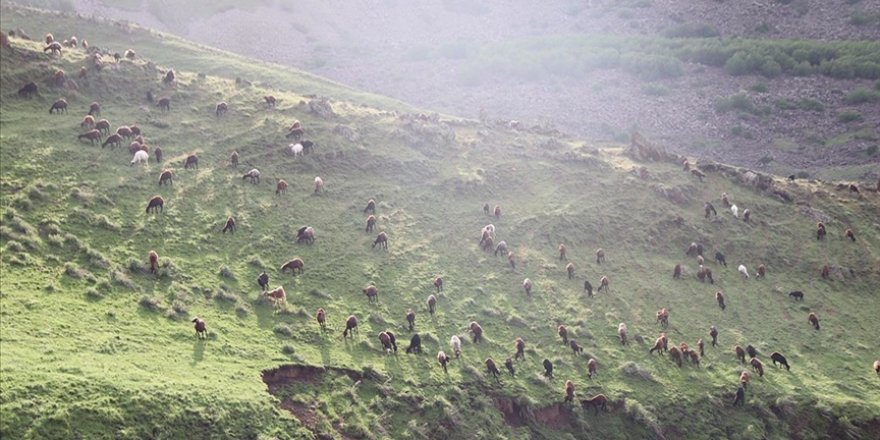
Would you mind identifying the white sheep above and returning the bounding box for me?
[731,204,739,218]
[314,176,324,193]
[130,149,148,166]
[450,335,462,358]
[738,264,749,279]
[289,143,303,157]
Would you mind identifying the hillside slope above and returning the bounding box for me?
[1,6,880,440]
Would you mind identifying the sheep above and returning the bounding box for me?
[192,317,207,339]
[482,203,490,215]
[146,195,164,214]
[569,339,584,355]
[116,126,134,140]
[816,222,826,240]
[558,325,569,345]
[437,351,450,373]
[587,358,598,378]
[45,33,54,44]
[44,41,62,55]
[704,202,717,218]
[492,205,502,219]
[680,342,690,358]
[697,339,704,357]
[821,264,831,280]
[485,358,501,382]
[584,280,593,297]
[564,381,575,404]
[95,119,110,134]
[558,243,567,260]
[0,32,7,49]
[596,248,605,264]
[480,236,494,253]
[686,242,703,257]
[297,226,315,244]
[88,101,101,116]
[221,217,236,234]
[184,154,198,170]
[128,141,144,155]
[286,127,304,139]
[148,250,159,274]
[343,315,358,338]
[669,346,683,367]
[682,159,690,171]
[714,251,727,267]
[82,39,88,49]
[405,334,421,354]
[656,308,669,328]
[788,291,804,301]
[504,358,515,376]
[215,102,228,117]
[406,309,416,331]
[522,278,533,296]
[158,97,171,112]
[733,384,746,406]
[690,351,700,366]
[266,287,286,309]
[289,143,303,157]
[365,215,376,233]
[849,183,860,194]
[874,360,880,376]
[747,345,757,359]
[113,52,121,62]
[430,277,443,293]
[163,70,174,83]
[276,180,288,195]
[721,192,730,207]
[450,335,461,358]
[280,258,304,275]
[743,209,751,222]
[372,232,388,250]
[17,82,38,98]
[750,358,764,377]
[230,151,239,167]
[716,291,726,311]
[378,332,395,354]
[808,312,820,330]
[130,150,149,166]
[257,272,269,292]
[698,266,714,284]
[316,308,326,331]
[845,228,856,242]
[734,346,746,364]
[386,332,399,353]
[697,255,704,266]
[81,115,96,128]
[49,98,68,114]
[756,264,766,279]
[242,168,261,184]
[314,176,324,193]
[731,204,739,218]
[691,169,705,182]
[427,294,437,315]
[566,262,575,279]
[710,325,718,347]
[770,352,790,371]
[580,394,609,415]
[470,321,483,343]
[363,285,378,303]
[673,264,682,279]
[264,95,277,107]
[364,199,376,214]
[618,323,627,345]
[543,359,554,377]
[598,276,610,294]
[299,138,314,154]
[508,251,515,270]
[159,170,174,186]
[124,49,136,59]
[68,36,77,47]
[78,129,102,144]
[514,337,526,361]
[494,240,508,257]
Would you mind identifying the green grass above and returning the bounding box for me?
[2,5,880,440]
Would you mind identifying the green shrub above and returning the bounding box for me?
[663,23,720,38]
[849,12,880,26]
[837,111,863,123]
[715,94,759,114]
[749,83,769,93]
[845,88,880,104]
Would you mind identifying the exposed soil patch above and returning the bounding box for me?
[494,397,573,429]
[261,364,362,393]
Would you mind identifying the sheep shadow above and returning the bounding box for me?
[191,339,205,366]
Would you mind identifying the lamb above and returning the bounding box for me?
[364,199,376,214]
[148,250,159,274]
[714,251,727,267]
[788,291,804,301]
[88,102,101,116]
[230,151,239,167]
[158,97,171,112]
[721,192,730,207]
[485,358,501,382]
[750,358,764,377]
[437,351,450,373]
[569,339,584,355]
[289,143,303,157]
[483,203,490,215]
[686,242,703,257]
[710,325,718,347]
[427,294,437,315]
[564,381,575,404]
[297,226,315,244]
[845,228,856,242]
[543,359,554,377]
[372,232,388,250]
[314,176,324,193]
[365,215,376,233]
[184,154,198,169]
[130,150,149,166]
[558,243,567,260]
[558,325,569,345]
[596,248,605,264]
[618,323,627,345]
[450,335,461,358]
[770,352,790,371]
[816,222,826,240]
[17,82,38,98]
[656,308,669,328]
[821,264,831,280]
[378,332,395,354]
[514,337,525,360]
[280,258,304,275]
[808,312,820,330]
[264,95,277,107]
[406,309,416,331]
[731,204,739,218]
[493,205,501,219]
[215,102,228,117]
[146,195,164,214]
[49,98,68,114]
[433,277,443,292]
[470,321,483,343]
[95,119,110,134]
[564,262,576,279]
[673,264,682,279]
[81,115,96,128]
[756,264,766,279]
[598,276,610,294]
[669,346,683,367]
[738,264,749,279]
[221,217,236,234]
[716,291,726,311]
[316,308,326,331]
[257,272,269,292]
[735,346,746,364]
[704,202,717,219]
[276,180,288,196]
[697,255,704,266]
[44,41,62,55]
[242,169,261,184]
[522,278,532,296]
[78,129,102,144]
[494,240,508,257]
[405,334,421,354]
[363,285,378,303]
[508,251,516,270]
[587,358,598,378]
[266,286,286,305]
[343,315,358,338]
[581,395,609,415]
[192,317,207,339]
[159,169,174,186]
[743,209,751,222]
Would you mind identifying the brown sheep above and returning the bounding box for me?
[437,351,450,373]
[691,168,705,182]
[564,381,575,404]
[821,264,831,280]
[673,264,682,279]
[690,350,700,366]
[485,358,501,382]
[618,323,627,345]
[184,154,198,169]
[756,264,766,279]
[88,102,100,116]
[508,251,515,270]
[146,195,164,214]
[710,326,718,347]
[275,179,288,196]
[697,339,704,357]
[566,262,575,279]
[697,255,705,266]
[470,321,483,343]
[569,339,583,354]
[721,192,730,207]
[363,285,379,303]
[817,222,826,240]
[874,360,880,376]
[427,294,437,315]
[716,291,726,311]
[230,151,239,167]
[364,199,376,214]
[558,243,567,261]
[649,336,665,355]
[596,248,605,264]
[18,82,38,98]
[158,97,171,112]
[514,337,525,360]
[704,202,717,219]
[44,41,62,55]
[316,308,326,331]
[680,342,690,357]
[581,394,609,415]
[280,258,304,275]
[128,141,143,155]
[192,317,207,339]
[163,70,174,83]
[735,345,746,364]
[845,228,856,242]
[215,102,228,117]
[669,346,683,367]
[743,209,751,222]
[222,217,236,234]
[770,352,790,370]
[598,276,610,294]
[378,332,395,354]
[699,266,714,284]
[116,126,133,139]
[95,119,110,134]
[587,358,598,378]
[372,232,388,250]
[343,315,358,338]
[558,325,568,345]
[264,95,277,107]
[365,215,376,233]
[682,159,690,171]
[808,312,820,330]
[493,205,501,219]
[656,308,669,328]
[750,358,764,377]
[130,125,141,137]
[740,371,750,389]
[433,277,443,292]
[78,129,102,144]
[124,49,136,59]
[522,278,532,296]
[849,184,860,194]
[286,127,305,139]
[148,250,159,274]
[266,287,286,308]
[81,115,95,128]
[296,226,315,246]
[158,169,173,186]
[154,146,163,163]
[45,33,54,44]
[406,309,416,331]
[49,98,68,114]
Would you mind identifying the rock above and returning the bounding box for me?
[308,98,335,119]
[332,124,359,142]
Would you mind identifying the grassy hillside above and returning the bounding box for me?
[2,6,879,440]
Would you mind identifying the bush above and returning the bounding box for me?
[663,23,720,38]
[281,344,296,355]
[849,12,880,26]
[837,111,863,123]
[845,88,880,105]
[749,83,769,93]
[273,324,293,337]
[85,287,104,300]
[64,262,85,279]
[218,265,235,280]
[715,94,759,114]
[138,295,163,312]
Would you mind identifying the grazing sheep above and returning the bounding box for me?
[698,266,714,284]
[673,264,682,279]
[95,119,110,134]
[124,49,136,59]
[470,321,483,343]
[850,184,860,194]
[596,248,605,264]
[714,252,727,267]
[494,240,508,257]
[581,394,609,415]
[808,312,820,330]
[598,276,610,294]
[88,101,101,116]
[697,255,704,266]
[242,168,261,184]
[697,339,704,357]
[159,170,174,186]
[215,102,228,117]
[750,358,764,377]
[303,138,316,154]
[733,384,746,406]
[363,285,378,303]
[314,176,323,193]
[816,222,826,240]
[146,195,164,214]
[289,143,303,157]
[78,129,102,144]
[365,215,376,233]
[364,199,376,214]
[494,205,501,219]
[558,325,569,345]
[378,332,395,354]
[427,294,437,315]
[343,315,358,338]
[221,216,236,234]
[450,335,461,358]
[485,358,501,382]
[385,331,398,352]
[656,308,669,328]
[756,264,766,279]
[691,169,705,182]
[405,334,421,354]
[230,151,239,167]
[570,339,584,355]
[564,381,575,404]
[130,150,149,166]
[770,352,790,371]
[276,180,288,195]
[514,337,525,361]
[721,192,730,207]
[280,258,304,275]
[49,98,68,114]
[264,95,277,107]
[737,264,750,279]
[522,278,532,296]
[81,115,95,128]
[821,264,831,280]
[158,97,171,112]
[128,141,144,155]
[704,202,717,219]
[504,358,515,376]
[686,242,703,257]
[731,204,739,218]
[508,251,516,269]
[44,41,62,55]
[690,351,700,366]
[716,291,726,311]
[433,277,443,292]
[618,323,627,345]
[710,326,718,347]
[148,250,159,274]
[566,262,575,279]
[184,154,198,170]
[845,228,856,242]
[788,291,804,301]
[543,359,554,378]
[266,287,286,308]
[680,342,690,357]
[480,235,494,252]
[17,82,38,98]
[583,280,593,297]
[116,126,133,140]
[192,317,207,339]
[297,226,315,244]
[735,346,746,364]
[257,272,269,292]
[483,203,490,215]
[743,209,751,222]
[372,232,388,250]
[286,127,304,139]
[437,351,450,373]
[746,345,757,359]
[669,346,683,367]
[406,309,416,331]
[113,52,121,62]
[316,308,326,331]
[558,243,567,261]
[587,358,598,378]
